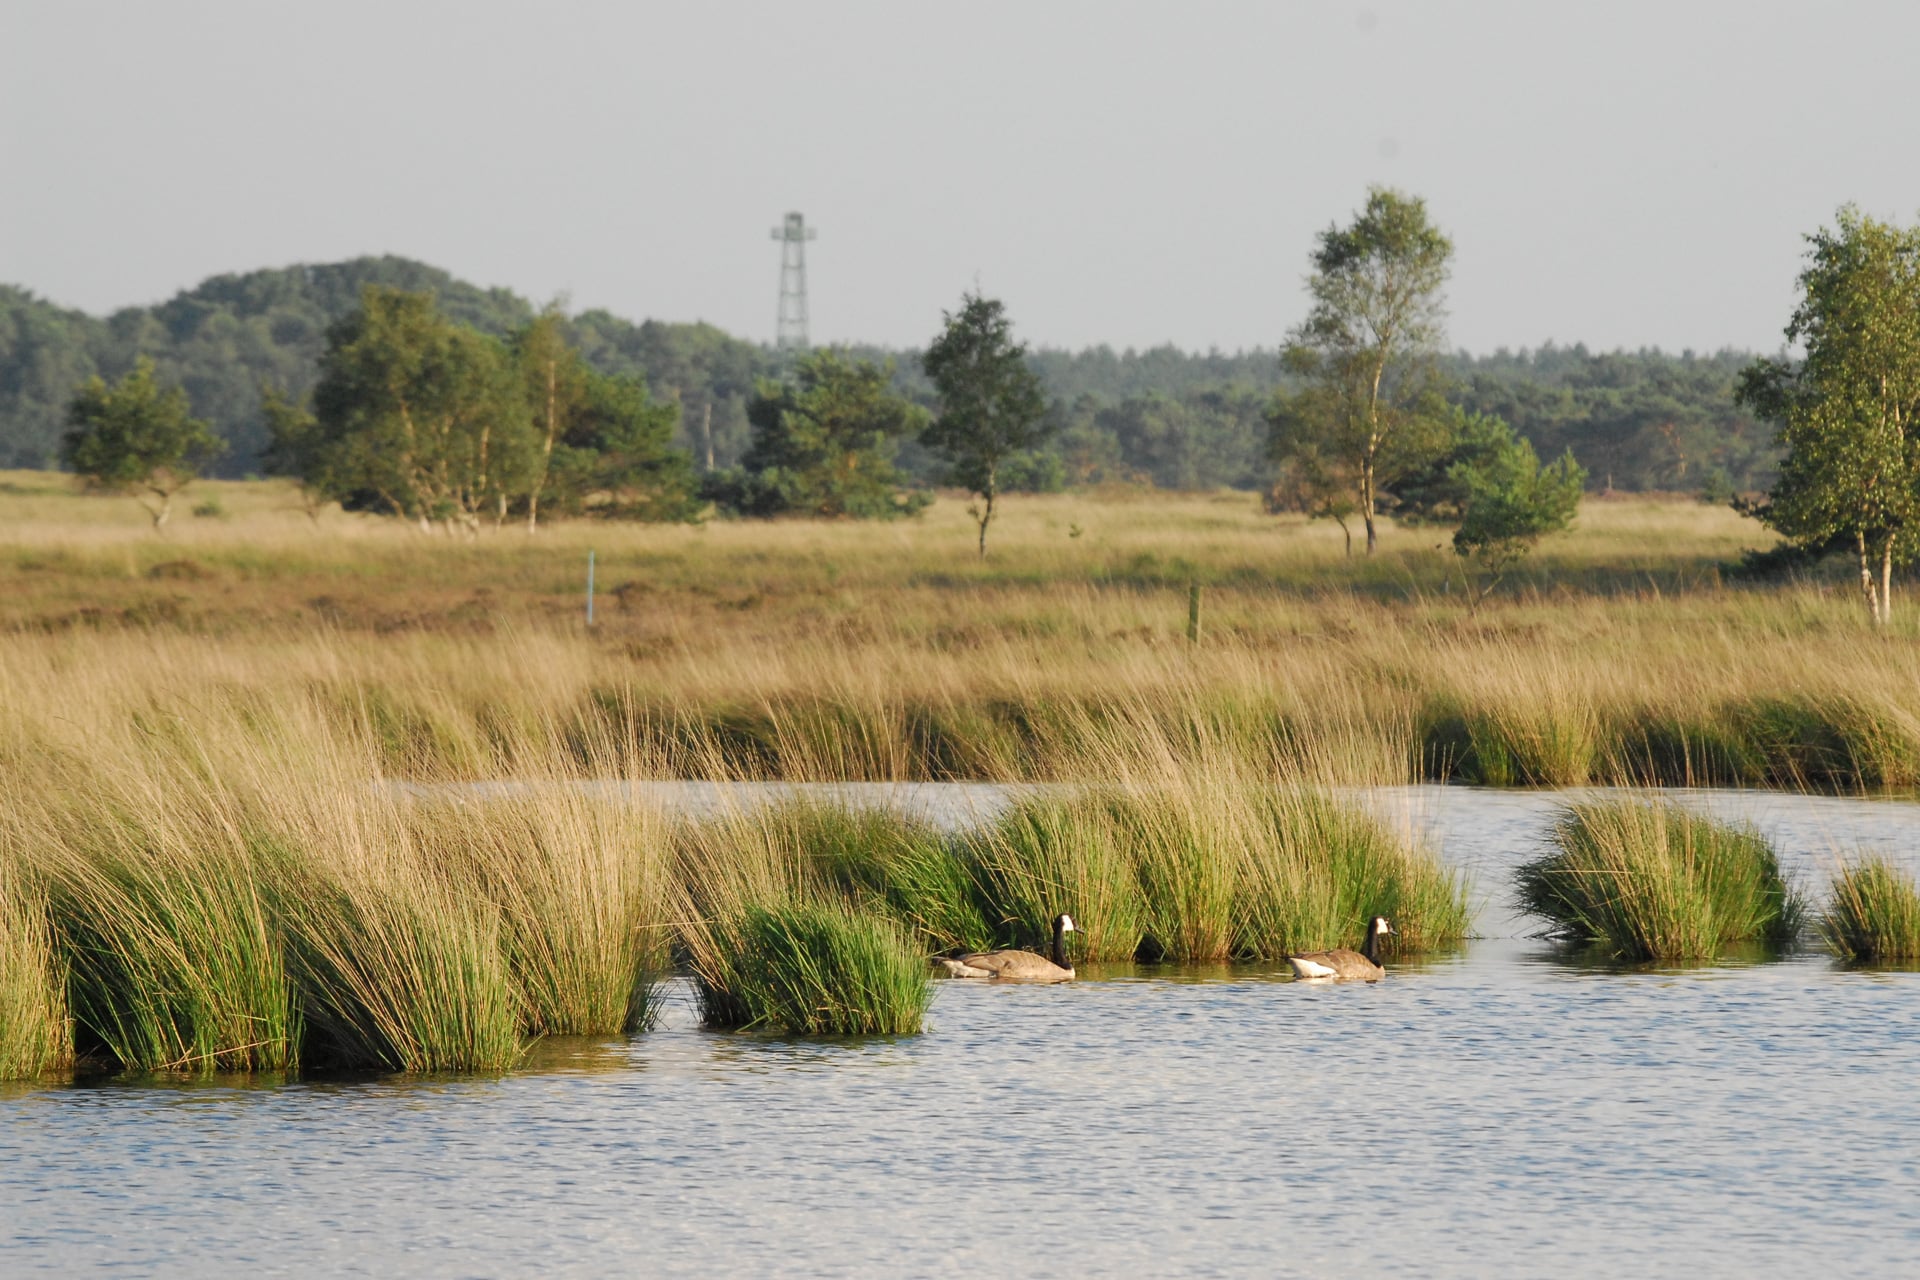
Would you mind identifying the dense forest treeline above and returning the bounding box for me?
[0,256,1777,494]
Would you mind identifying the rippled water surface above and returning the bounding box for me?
[5,787,1920,1277]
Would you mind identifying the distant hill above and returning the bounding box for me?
[0,258,1777,492]
[0,257,771,475]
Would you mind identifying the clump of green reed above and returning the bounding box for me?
[277,849,523,1073]
[1517,800,1805,962]
[22,766,300,1075]
[676,799,994,953]
[780,802,995,953]
[407,793,670,1036]
[1234,787,1471,959]
[962,793,1150,961]
[1823,855,1920,961]
[0,863,72,1079]
[693,900,930,1036]
[1422,696,1599,787]
[1111,789,1238,961]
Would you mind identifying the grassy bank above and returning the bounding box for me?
[1517,800,1806,961]
[6,479,1918,792]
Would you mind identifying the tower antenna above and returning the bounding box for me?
[771,211,817,353]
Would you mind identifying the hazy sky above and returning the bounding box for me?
[5,1,1918,355]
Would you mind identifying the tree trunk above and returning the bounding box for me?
[1360,456,1378,555]
[976,467,997,560]
[1883,533,1896,626]
[1859,530,1882,625]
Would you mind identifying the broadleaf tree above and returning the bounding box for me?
[1447,426,1586,605]
[921,292,1051,557]
[306,286,532,532]
[1736,208,1920,626]
[62,356,224,528]
[1278,187,1455,553]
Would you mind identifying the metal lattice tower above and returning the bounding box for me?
[771,211,816,353]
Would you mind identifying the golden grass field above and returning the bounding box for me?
[3,469,1914,788]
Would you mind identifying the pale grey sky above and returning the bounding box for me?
[5,1,1918,355]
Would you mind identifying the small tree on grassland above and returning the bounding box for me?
[62,357,224,529]
[921,292,1051,557]
[1736,207,1920,626]
[1449,430,1585,605]
[1281,187,1454,554]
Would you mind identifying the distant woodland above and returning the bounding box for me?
[0,256,1777,494]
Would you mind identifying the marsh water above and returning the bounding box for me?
[5,786,1920,1276]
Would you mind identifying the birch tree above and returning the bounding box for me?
[309,286,529,532]
[1282,188,1453,553]
[1737,209,1920,626]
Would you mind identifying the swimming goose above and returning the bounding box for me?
[933,914,1077,982]
[1287,916,1393,982]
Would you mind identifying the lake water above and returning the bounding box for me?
[5,786,1920,1276]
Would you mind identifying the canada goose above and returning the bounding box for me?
[1287,916,1393,982]
[933,914,1077,982]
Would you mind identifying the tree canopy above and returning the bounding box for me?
[921,292,1051,556]
[706,350,929,519]
[1736,208,1920,625]
[1281,187,1455,552]
[62,357,223,528]
[271,286,694,528]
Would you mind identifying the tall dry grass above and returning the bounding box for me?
[11,478,1918,793]
[0,855,71,1078]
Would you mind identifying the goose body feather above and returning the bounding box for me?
[934,914,1077,983]
[934,950,1073,982]
[1285,948,1383,982]
[1287,916,1393,982]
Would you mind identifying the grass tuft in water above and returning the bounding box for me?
[694,900,931,1035]
[36,794,298,1075]
[1234,788,1471,959]
[1822,855,1920,961]
[960,782,1467,963]
[963,794,1150,961]
[409,794,671,1036]
[280,853,524,1073]
[1517,800,1805,962]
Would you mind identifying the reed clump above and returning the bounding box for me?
[12,748,300,1074]
[405,791,672,1036]
[694,900,931,1036]
[1517,800,1806,961]
[278,853,524,1073]
[962,782,1469,963]
[964,793,1152,961]
[673,800,942,1034]
[1233,787,1470,959]
[1822,855,1920,961]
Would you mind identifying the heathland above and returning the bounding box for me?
[5,476,1913,790]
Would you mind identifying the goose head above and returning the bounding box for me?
[1370,916,1394,938]
[1048,914,1077,969]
